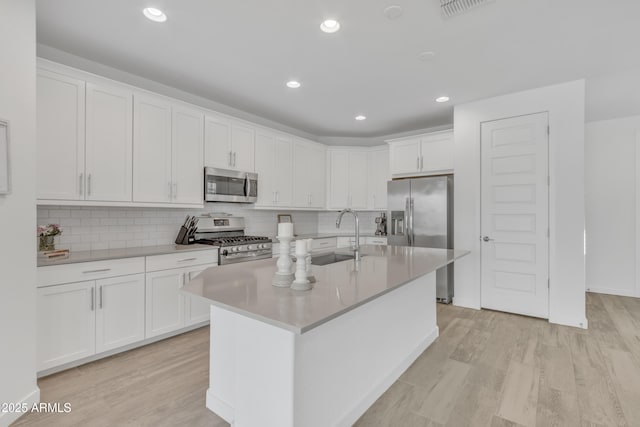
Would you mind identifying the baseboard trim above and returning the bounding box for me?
[0,388,40,427]
[206,389,234,424]
[549,316,588,329]
[587,287,638,298]
[337,326,440,427]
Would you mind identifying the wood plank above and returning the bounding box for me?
[496,361,540,426]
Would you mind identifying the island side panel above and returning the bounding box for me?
[294,272,438,427]
[207,305,296,426]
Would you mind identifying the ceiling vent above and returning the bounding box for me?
[440,0,493,17]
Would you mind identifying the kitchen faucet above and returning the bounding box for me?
[336,209,360,262]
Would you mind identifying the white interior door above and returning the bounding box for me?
[481,112,549,318]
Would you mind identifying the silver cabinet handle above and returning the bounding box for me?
[244,173,251,199]
[177,257,197,263]
[420,156,424,170]
[79,173,84,196]
[173,182,178,199]
[229,151,233,167]
[482,236,494,242]
[405,198,411,246]
[87,174,92,196]
[417,156,420,170]
[90,287,95,311]
[99,285,103,309]
[233,152,237,167]
[82,268,111,274]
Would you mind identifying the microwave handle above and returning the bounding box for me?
[245,174,251,197]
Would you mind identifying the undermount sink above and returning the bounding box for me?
[311,252,362,266]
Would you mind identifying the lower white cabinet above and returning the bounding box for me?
[337,236,387,248]
[37,273,145,371]
[184,265,215,326]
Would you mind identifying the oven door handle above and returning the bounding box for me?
[244,173,251,198]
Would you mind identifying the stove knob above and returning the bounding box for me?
[247,245,254,250]
[221,249,228,256]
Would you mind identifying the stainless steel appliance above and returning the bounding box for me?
[194,215,272,265]
[375,212,387,236]
[387,175,454,303]
[204,167,258,203]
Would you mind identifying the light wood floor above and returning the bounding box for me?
[15,293,640,427]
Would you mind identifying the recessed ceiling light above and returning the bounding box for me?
[143,7,167,22]
[320,19,341,33]
[286,80,301,89]
[436,96,450,103]
[418,51,435,61]
[384,5,404,20]
[355,115,367,121]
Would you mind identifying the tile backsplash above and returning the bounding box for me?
[317,211,381,235]
[37,204,318,252]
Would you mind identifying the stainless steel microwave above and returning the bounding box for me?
[204,167,258,203]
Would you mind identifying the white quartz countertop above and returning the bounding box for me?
[37,244,216,267]
[182,245,468,334]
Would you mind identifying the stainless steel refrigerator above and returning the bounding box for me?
[387,175,454,303]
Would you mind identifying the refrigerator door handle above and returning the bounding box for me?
[405,197,412,246]
[410,198,415,246]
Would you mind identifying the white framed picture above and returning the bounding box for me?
[0,120,9,195]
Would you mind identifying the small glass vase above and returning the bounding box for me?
[39,235,55,252]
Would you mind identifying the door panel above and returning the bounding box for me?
[480,112,549,318]
[204,115,232,169]
[329,151,349,208]
[184,265,215,326]
[254,132,276,206]
[348,151,368,208]
[411,176,449,249]
[231,123,255,171]
[390,139,420,175]
[172,105,204,205]
[145,269,185,338]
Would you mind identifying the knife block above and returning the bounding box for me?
[175,226,195,245]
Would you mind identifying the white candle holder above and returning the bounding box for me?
[272,235,294,288]
[305,239,316,283]
[291,242,312,291]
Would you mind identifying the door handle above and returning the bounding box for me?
[405,198,411,246]
[173,182,178,199]
[233,152,237,167]
[245,173,251,198]
[420,156,424,170]
[90,287,95,311]
[99,285,103,309]
[417,156,420,170]
[79,173,84,196]
[87,174,92,196]
[482,236,494,242]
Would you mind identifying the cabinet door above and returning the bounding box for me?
[133,94,173,203]
[274,136,293,206]
[369,148,389,209]
[231,123,255,171]
[145,269,185,338]
[293,141,325,208]
[389,139,421,175]
[420,131,454,173]
[255,131,277,206]
[184,264,215,326]
[85,82,133,202]
[328,151,349,208]
[36,69,85,200]
[95,274,145,353]
[172,105,204,205]
[37,281,95,371]
[204,114,232,169]
[348,151,369,209]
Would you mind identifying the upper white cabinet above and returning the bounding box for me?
[328,149,368,209]
[293,140,326,208]
[388,130,454,177]
[85,82,133,202]
[255,131,293,207]
[133,94,203,205]
[204,114,255,172]
[36,69,86,201]
[171,105,204,205]
[369,147,389,210]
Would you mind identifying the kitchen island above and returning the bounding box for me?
[182,245,468,427]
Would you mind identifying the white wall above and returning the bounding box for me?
[37,205,319,251]
[454,80,587,329]
[585,116,640,297]
[0,0,39,425]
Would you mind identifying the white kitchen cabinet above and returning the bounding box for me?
[184,264,215,326]
[388,130,453,177]
[293,140,326,208]
[172,105,204,205]
[85,82,133,202]
[337,236,366,248]
[369,147,389,210]
[133,95,204,205]
[37,281,96,371]
[366,236,388,245]
[36,69,86,201]
[204,114,255,172]
[328,150,368,209]
[95,274,145,353]
[145,269,185,338]
[133,93,173,203]
[255,131,293,207]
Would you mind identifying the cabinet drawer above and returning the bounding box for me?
[367,237,388,245]
[38,257,145,287]
[145,249,218,272]
[311,238,337,251]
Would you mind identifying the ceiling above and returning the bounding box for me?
[36,0,640,141]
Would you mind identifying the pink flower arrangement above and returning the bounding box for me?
[37,224,62,237]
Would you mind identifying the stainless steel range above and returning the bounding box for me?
[194,215,272,265]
